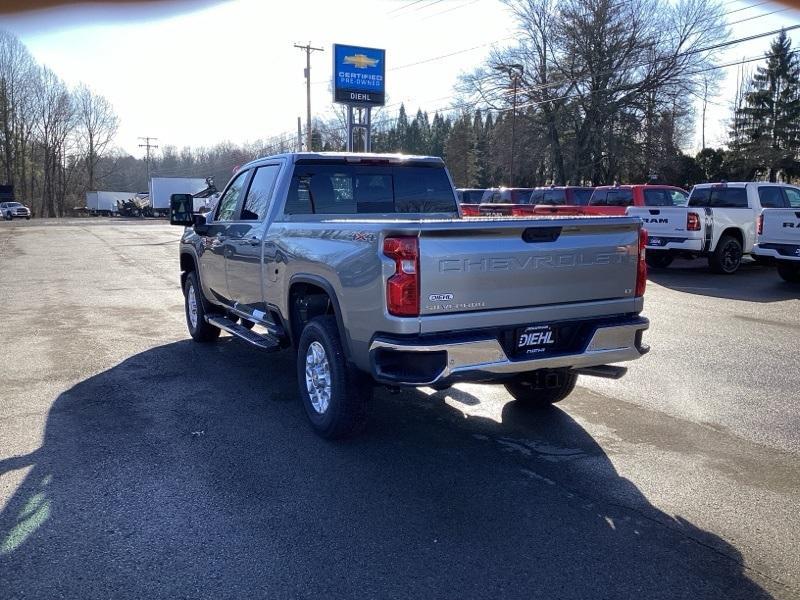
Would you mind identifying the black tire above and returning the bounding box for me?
[504,369,578,408]
[646,251,674,269]
[296,315,371,439]
[183,271,220,342]
[777,262,800,283]
[709,235,743,274]
[25,216,30,220]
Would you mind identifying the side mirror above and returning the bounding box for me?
[170,194,194,226]
[193,213,210,235]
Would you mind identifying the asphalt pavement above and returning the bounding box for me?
[1,219,798,599]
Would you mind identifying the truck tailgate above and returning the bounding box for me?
[416,217,640,315]
[761,208,800,246]
[626,206,704,248]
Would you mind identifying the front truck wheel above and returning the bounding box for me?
[504,369,578,408]
[646,251,673,269]
[183,271,221,342]
[777,262,800,283]
[297,315,371,439]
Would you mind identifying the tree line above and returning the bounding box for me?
[0,31,118,217]
[2,0,799,215]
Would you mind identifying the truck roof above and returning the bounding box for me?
[594,184,685,191]
[242,152,445,170]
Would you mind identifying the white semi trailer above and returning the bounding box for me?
[86,191,137,216]
[149,177,213,217]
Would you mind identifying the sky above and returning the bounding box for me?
[5,0,800,159]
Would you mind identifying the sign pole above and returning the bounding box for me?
[365,107,372,152]
[346,106,354,152]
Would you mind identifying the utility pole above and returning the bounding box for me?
[138,136,159,183]
[294,42,324,151]
[494,64,524,186]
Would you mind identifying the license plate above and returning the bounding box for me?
[515,324,558,356]
[649,237,663,246]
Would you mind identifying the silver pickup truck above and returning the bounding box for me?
[170,152,650,438]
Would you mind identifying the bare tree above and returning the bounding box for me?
[33,66,75,217]
[75,83,118,191]
[0,30,36,189]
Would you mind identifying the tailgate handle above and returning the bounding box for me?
[522,227,562,243]
[649,209,660,215]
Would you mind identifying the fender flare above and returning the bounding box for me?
[288,274,352,361]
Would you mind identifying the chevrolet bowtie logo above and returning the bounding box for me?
[343,53,379,69]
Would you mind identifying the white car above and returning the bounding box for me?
[626,182,800,274]
[1,201,31,220]
[753,200,800,283]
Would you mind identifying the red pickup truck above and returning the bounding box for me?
[461,186,594,217]
[513,184,689,217]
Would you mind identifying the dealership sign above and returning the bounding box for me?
[333,44,385,106]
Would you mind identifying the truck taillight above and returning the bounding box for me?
[687,212,701,231]
[460,205,480,217]
[757,214,764,235]
[384,236,419,317]
[636,227,647,297]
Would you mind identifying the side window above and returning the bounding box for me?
[215,171,248,221]
[671,190,688,206]
[784,187,800,208]
[758,186,788,209]
[241,165,280,221]
[589,192,607,206]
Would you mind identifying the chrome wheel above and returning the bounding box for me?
[305,341,332,414]
[187,284,198,329]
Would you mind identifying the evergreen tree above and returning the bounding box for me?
[444,114,478,187]
[734,31,800,181]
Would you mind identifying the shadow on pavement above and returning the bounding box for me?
[0,340,773,599]
[649,258,796,303]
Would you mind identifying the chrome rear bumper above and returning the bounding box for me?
[369,317,649,386]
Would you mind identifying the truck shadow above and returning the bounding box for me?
[0,340,773,599]
[649,258,797,303]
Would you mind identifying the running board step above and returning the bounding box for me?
[206,315,280,351]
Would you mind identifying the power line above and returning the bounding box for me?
[387,0,429,15]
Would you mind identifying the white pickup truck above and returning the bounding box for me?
[627,182,800,274]
[753,204,800,282]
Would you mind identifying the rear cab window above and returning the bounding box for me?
[757,186,789,209]
[643,189,673,207]
[572,189,593,205]
[284,162,458,215]
[605,189,634,207]
[542,189,566,205]
[689,186,749,208]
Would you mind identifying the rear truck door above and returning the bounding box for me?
[225,164,282,313]
[198,169,251,305]
[416,217,640,316]
[625,206,703,249]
